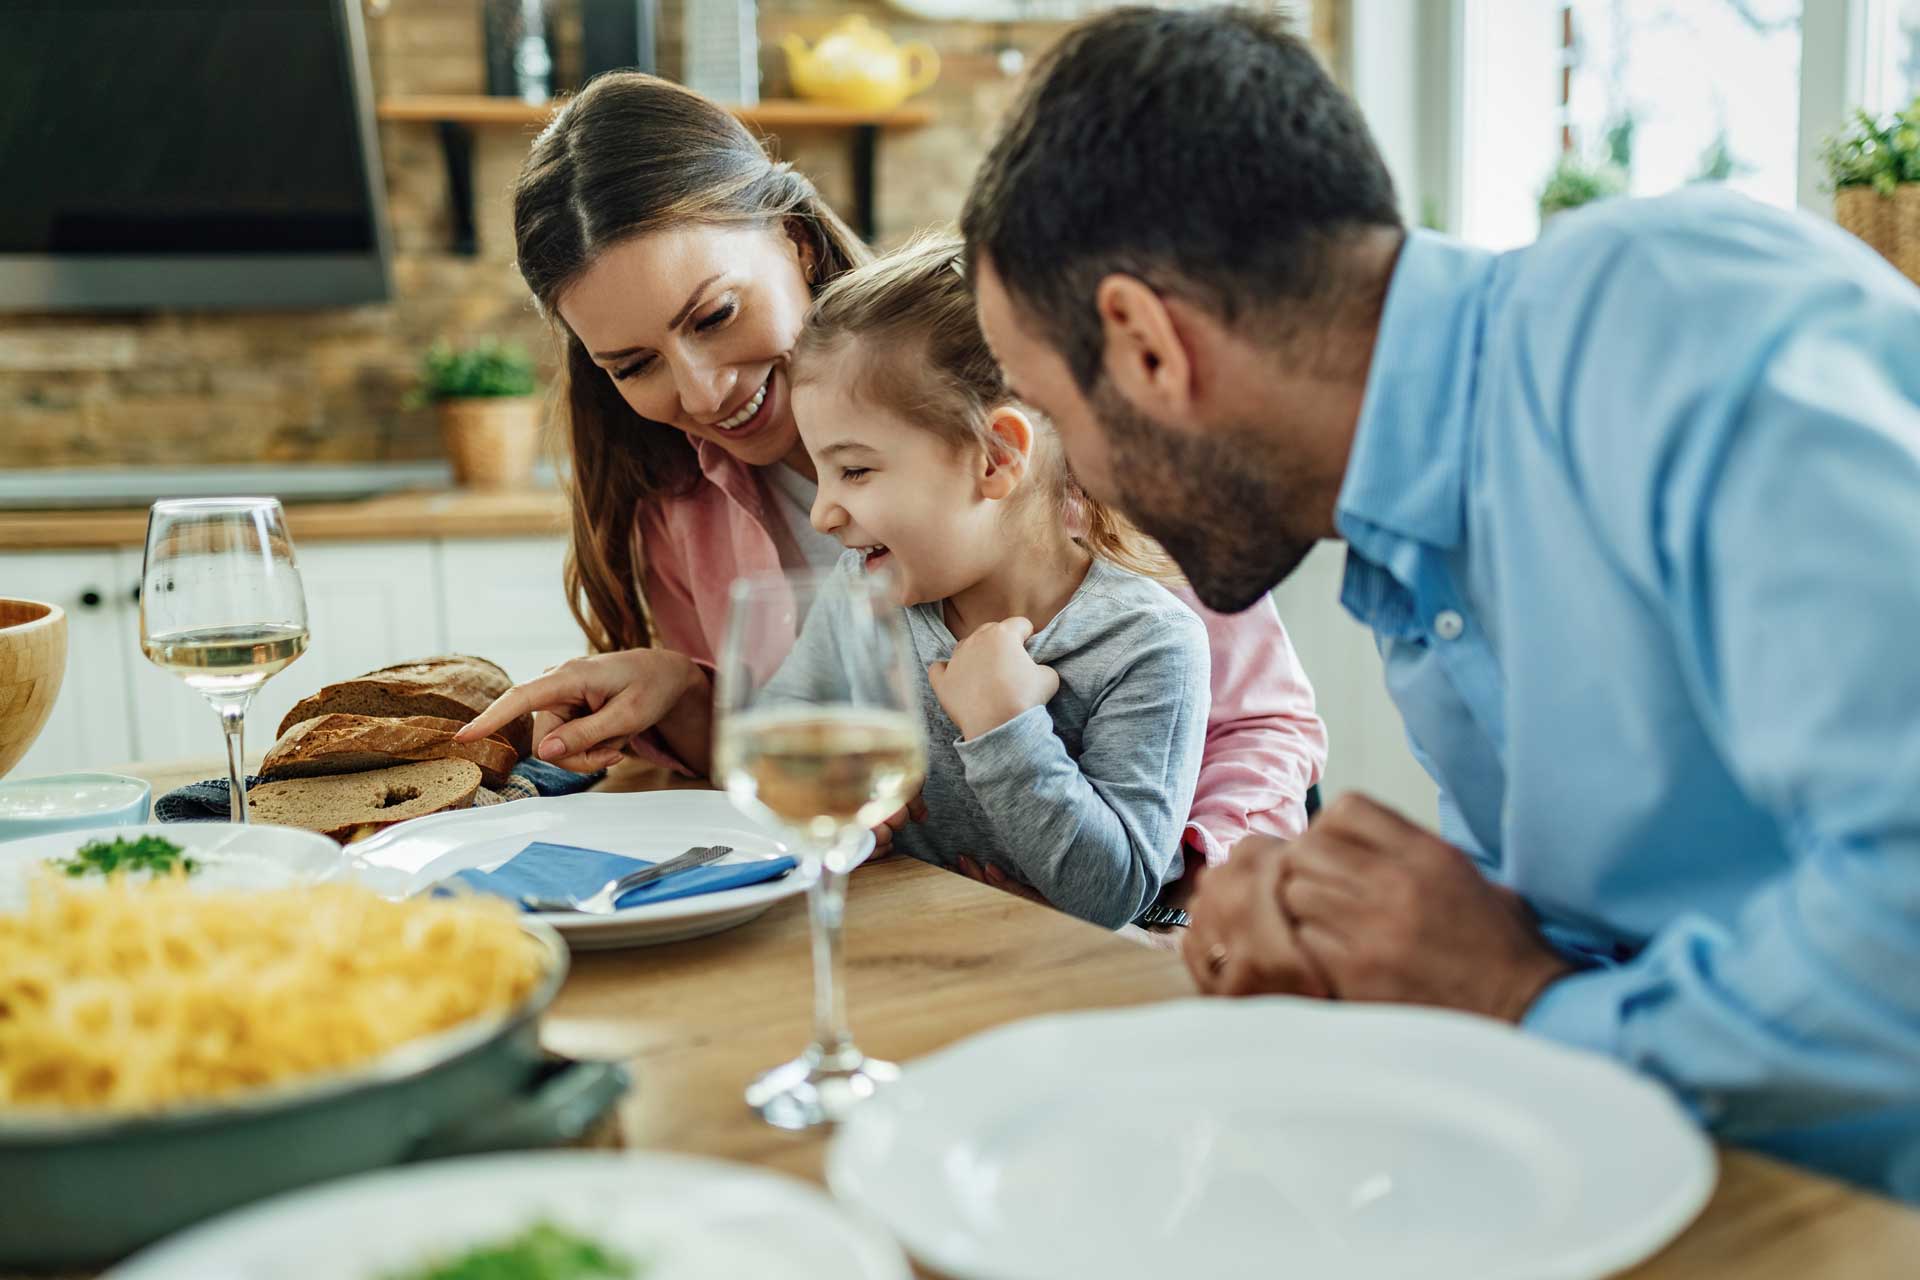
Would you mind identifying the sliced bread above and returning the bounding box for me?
[275,654,532,759]
[261,714,518,789]
[247,759,484,843]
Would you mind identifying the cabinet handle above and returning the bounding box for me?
[129,583,142,605]
[79,589,103,610]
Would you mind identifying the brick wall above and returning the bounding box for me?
[0,1,1329,471]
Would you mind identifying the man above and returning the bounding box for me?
[961,6,1920,1199]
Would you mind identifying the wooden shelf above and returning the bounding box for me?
[376,94,934,131]
[376,95,934,251]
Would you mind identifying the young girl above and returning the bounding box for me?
[782,238,1210,930]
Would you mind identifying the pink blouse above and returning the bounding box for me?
[632,439,1327,864]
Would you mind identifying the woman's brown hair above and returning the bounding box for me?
[793,235,1173,580]
[512,72,870,653]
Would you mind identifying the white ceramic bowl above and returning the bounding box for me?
[0,771,152,842]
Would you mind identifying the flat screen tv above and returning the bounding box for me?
[0,0,393,311]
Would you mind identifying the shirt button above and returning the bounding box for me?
[1433,610,1466,641]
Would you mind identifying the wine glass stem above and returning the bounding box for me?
[806,856,859,1070]
[212,695,251,824]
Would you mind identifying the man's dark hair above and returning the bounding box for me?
[961,6,1402,388]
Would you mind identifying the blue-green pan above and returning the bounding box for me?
[0,920,630,1271]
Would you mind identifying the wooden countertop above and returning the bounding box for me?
[23,758,1920,1279]
[0,488,569,551]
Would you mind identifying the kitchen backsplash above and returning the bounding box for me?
[0,0,1330,472]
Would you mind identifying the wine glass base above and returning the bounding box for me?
[746,1049,899,1131]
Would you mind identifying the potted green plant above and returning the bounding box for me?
[410,340,543,491]
[1538,154,1629,223]
[1822,98,1920,286]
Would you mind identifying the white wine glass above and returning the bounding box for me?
[139,498,310,824]
[714,565,927,1130]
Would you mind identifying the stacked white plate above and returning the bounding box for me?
[347,790,866,948]
[0,821,347,912]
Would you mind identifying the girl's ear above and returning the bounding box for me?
[978,406,1035,501]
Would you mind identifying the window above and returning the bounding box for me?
[1435,0,1907,250]
[1864,0,1920,110]
[1560,0,1803,210]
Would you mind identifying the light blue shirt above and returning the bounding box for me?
[1339,188,1920,1199]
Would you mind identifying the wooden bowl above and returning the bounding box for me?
[0,599,68,780]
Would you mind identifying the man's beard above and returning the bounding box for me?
[1092,381,1318,614]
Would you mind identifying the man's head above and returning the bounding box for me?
[962,6,1404,612]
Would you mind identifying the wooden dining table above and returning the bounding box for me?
[16,756,1920,1280]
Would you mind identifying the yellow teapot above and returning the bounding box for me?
[781,16,939,114]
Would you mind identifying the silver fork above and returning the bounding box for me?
[520,845,734,915]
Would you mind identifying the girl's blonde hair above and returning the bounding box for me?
[793,235,1172,579]
[511,73,871,654]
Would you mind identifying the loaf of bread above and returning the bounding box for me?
[276,654,532,760]
[261,714,518,789]
[247,759,484,843]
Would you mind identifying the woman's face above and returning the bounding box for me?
[557,223,816,470]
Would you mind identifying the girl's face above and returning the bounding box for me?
[557,223,816,471]
[793,350,1011,608]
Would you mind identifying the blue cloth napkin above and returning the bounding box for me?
[454,840,799,912]
[154,758,601,824]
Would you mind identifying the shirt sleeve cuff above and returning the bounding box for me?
[1520,965,1629,1060]
[1182,821,1227,867]
[952,705,1060,783]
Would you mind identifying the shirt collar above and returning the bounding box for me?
[1336,229,1498,553]
[695,437,775,521]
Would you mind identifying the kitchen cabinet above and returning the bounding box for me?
[0,537,583,779]
[0,550,141,779]
[434,538,582,684]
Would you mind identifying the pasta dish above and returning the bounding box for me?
[0,878,547,1111]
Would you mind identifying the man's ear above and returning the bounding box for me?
[1095,274,1198,423]
[977,406,1036,501]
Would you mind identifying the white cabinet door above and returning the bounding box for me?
[127,542,446,764]
[435,538,585,684]
[0,551,141,777]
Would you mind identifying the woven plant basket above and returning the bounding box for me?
[1896,184,1920,287]
[437,396,542,490]
[1835,186,1896,258]
[1834,185,1920,287]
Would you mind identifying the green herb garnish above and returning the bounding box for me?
[383,1222,640,1280]
[52,834,198,879]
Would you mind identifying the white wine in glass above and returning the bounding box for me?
[140,498,310,824]
[715,566,927,1130]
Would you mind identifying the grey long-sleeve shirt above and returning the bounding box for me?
[769,554,1210,928]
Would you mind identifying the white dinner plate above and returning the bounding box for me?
[0,821,349,913]
[346,790,866,949]
[827,998,1716,1280]
[106,1150,911,1280]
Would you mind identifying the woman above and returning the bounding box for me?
[458,72,1326,876]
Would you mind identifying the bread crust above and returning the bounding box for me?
[262,714,517,789]
[275,654,531,759]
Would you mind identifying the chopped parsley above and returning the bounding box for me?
[384,1223,640,1280]
[52,834,198,879]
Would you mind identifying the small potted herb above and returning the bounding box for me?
[1822,98,1920,285]
[409,340,543,490]
[1538,154,1629,223]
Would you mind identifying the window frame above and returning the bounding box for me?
[1341,0,1894,241]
